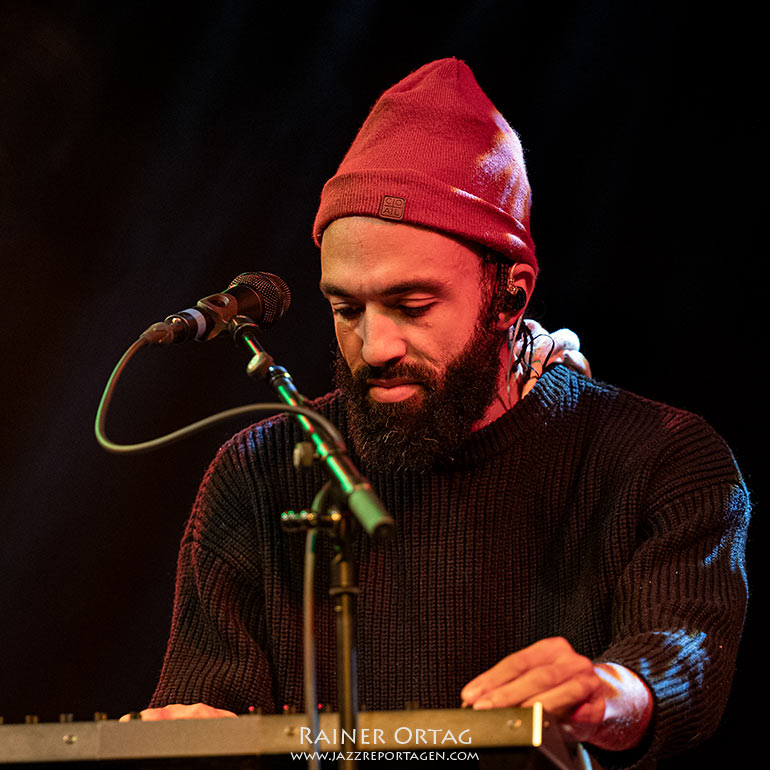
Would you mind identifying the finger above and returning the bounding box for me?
[519,670,604,716]
[561,349,592,378]
[461,638,575,705]
[549,329,581,352]
[136,708,173,721]
[125,704,238,721]
[471,653,596,710]
[523,319,547,338]
[529,330,580,370]
[462,645,543,704]
[168,704,236,719]
[529,334,556,361]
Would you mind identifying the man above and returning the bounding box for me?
[139,60,749,768]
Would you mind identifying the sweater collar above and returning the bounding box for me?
[435,364,573,469]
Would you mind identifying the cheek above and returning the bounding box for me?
[334,323,361,365]
[416,314,477,364]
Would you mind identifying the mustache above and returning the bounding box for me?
[348,361,439,390]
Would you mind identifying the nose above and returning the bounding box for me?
[360,308,407,368]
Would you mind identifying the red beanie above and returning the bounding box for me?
[313,58,536,274]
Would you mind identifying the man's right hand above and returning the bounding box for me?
[119,703,238,721]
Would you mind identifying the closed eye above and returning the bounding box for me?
[398,303,434,317]
[332,305,363,320]
[331,303,435,320]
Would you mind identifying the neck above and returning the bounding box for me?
[471,351,520,431]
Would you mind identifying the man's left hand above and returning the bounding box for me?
[460,637,652,750]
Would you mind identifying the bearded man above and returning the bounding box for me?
[139,60,750,770]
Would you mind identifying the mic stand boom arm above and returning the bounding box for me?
[232,316,394,542]
[230,316,394,770]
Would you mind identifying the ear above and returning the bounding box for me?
[495,262,536,331]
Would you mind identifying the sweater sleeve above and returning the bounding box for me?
[595,415,750,769]
[149,437,275,713]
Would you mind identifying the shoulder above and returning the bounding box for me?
[538,366,745,490]
[538,368,750,540]
[542,365,728,442]
[212,389,345,465]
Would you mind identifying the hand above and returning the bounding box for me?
[517,321,592,398]
[119,702,238,721]
[461,637,603,718]
[460,637,652,750]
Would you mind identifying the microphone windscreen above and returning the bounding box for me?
[227,272,291,327]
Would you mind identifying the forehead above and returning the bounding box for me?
[320,217,483,296]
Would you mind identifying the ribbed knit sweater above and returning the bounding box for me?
[150,366,750,769]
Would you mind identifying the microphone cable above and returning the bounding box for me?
[95,334,346,455]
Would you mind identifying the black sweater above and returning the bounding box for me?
[151,366,750,769]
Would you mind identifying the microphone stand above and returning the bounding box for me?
[230,316,394,769]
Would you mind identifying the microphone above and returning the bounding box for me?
[141,272,291,345]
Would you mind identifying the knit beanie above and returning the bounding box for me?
[313,58,536,273]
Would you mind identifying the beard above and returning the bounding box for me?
[333,314,505,473]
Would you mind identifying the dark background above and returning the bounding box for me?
[0,1,761,767]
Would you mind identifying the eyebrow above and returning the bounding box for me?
[319,279,450,298]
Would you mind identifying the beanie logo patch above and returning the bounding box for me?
[379,195,406,221]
